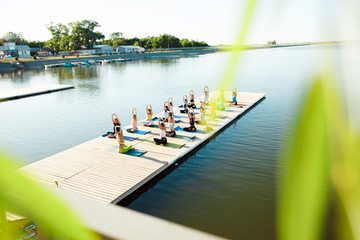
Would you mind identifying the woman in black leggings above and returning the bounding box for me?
[183,109,197,132]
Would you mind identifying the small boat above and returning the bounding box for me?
[88,60,96,65]
[115,58,126,62]
[64,62,74,67]
[10,61,27,69]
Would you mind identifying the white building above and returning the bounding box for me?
[117,46,145,54]
[93,45,114,54]
[0,42,31,58]
[16,45,31,58]
[76,49,96,56]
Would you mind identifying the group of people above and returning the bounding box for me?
[108,86,239,152]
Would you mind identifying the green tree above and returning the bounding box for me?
[68,20,104,50]
[46,20,104,51]
[45,23,71,52]
[2,32,25,44]
[109,32,123,40]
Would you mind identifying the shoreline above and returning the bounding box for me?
[0,41,342,73]
[0,48,216,73]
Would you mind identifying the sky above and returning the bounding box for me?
[0,0,358,45]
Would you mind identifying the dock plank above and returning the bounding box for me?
[0,84,74,102]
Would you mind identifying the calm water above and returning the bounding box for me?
[1,44,359,239]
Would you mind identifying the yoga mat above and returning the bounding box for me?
[143,139,184,149]
[143,124,159,128]
[174,126,204,133]
[125,129,150,135]
[206,114,227,119]
[174,135,196,141]
[194,121,219,127]
[107,146,146,156]
[102,132,138,141]
[153,116,182,122]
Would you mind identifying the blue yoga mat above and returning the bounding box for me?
[107,146,146,156]
[153,116,182,122]
[102,132,138,141]
[125,149,147,156]
[125,129,150,135]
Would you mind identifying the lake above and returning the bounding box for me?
[1,44,358,239]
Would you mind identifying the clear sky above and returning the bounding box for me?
[0,0,357,45]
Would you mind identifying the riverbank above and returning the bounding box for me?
[0,48,217,73]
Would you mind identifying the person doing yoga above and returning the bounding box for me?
[188,90,196,109]
[183,109,197,132]
[144,104,153,126]
[115,126,133,153]
[196,105,207,125]
[163,101,170,122]
[154,118,167,145]
[168,97,174,112]
[203,86,210,105]
[166,111,176,137]
[180,95,189,113]
[232,88,238,105]
[108,113,121,138]
[127,108,138,133]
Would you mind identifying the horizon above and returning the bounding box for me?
[0,1,358,46]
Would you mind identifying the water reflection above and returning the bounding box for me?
[0,70,25,81]
[143,58,180,66]
[55,66,99,81]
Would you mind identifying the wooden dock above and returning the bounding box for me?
[19,91,265,204]
[0,84,74,102]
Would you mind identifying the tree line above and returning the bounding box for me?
[0,20,208,52]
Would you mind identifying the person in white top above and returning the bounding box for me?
[127,108,138,133]
[154,118,167,145]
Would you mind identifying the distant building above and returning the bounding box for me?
[75,49,97,56]
[117,46,145,53]
[30,47,56,57]
[0,42,31,58]
[16,45,31,58]
[93,45,113,54]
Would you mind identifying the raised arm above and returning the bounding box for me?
[204,86,209,93]
[112,113,118,124]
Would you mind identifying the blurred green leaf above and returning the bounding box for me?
[219,0,258,90]
[332,126,360,240]
[0,151,99,239]
[278,74,340,240]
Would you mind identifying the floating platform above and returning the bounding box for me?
[0,84,74,102]
[19,91,265,204]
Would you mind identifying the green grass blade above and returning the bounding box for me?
[0,151,99,239]
[219,0,258,90]
[277,75,337,240]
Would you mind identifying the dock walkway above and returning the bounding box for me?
[20,91,265,204]
[0,84,74,102]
